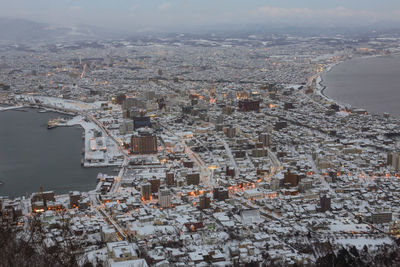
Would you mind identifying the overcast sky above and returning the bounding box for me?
[1,0,400,31]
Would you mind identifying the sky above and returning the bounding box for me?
[1,0,400,31]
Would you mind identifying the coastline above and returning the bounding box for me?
[315,61,354,110]
[1,104,123,168]
[0,108,112,197]
[8,95,125,168]
[314,52,400,114]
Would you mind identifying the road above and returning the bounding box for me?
[182,141,214,187]
[219,137,239,179]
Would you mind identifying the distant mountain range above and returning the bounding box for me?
[0,18,125,42]
[1,17,400,43]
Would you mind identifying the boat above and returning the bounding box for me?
[48,118,59,129]
[47,117,67,129]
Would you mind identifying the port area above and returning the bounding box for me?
[64,115,124,168]
[15,95,125,168]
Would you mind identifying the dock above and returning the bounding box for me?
[0,105,24,112]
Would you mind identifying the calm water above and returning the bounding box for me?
[323,55,400,117]
[0,108,110,198]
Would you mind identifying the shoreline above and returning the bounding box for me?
[314,52,400,115]
[3,98,125,169]
[0,108,114,198]
[1,106,121,190]
[317,61,343,104]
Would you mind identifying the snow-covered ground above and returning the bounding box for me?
[12,95,125,168]
[62,115,124,167]
[15,95,104,112]
[334,237,393,250]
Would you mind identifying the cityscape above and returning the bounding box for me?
[1,2,400,267]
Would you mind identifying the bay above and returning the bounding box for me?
[323,55,400,117]
[0,108,111,198]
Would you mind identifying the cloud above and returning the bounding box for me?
[158,2,171,10]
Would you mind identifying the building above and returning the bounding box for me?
[284,102,295,110]
[133,116,152,130]
[199,194,211,209]
[252,148,267,157]
[243,189,264,200]
[259,133,271,147]
[240,209,261,224]
[317,195,331,212]
[387,152,400,171]
[106,241,138,262]
[165,172,175,186]
[101,226,118,242]
[284,170,299,187]
[213,187,229,202]
[225,126,236,138]
[370,211,392,224]
[183,160,194,168]
[31,190,56,212]
[298,179,312,193]
[274,121,287,130]
[122,98,137,112]
[149,179,161,194]
[141,182,152,201]
[226,166,235,178]
[131,134,157,154]
[69,191,81,208]
[158,188,172,208]
[222,106,233,115]
[238,99,260,112]
[119,120,134,135]
[186,173,200,185]
[145,91,156,100]
[270,178,280,191]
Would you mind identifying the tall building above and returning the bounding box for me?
[213,187,229,202]
[225,126,236,138]
[149,179,161,193]
[317,195,331,212]
[186,173,200,185]
[131,134,157,154]
[141,182,152,201]
[270,178,280,191]
[158,188,172,208]
[166,172,175,186]
[238,99,260,112]
[387,152,400,171]
[226,166,235,178]
[69,191,81,208]
[199,194,211,209]
[259,133,271,147]
[284,170,299,187]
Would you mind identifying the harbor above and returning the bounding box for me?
[0,108,115,197]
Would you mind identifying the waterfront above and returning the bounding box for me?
[323,55,400,117]
[0,108,111,198]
